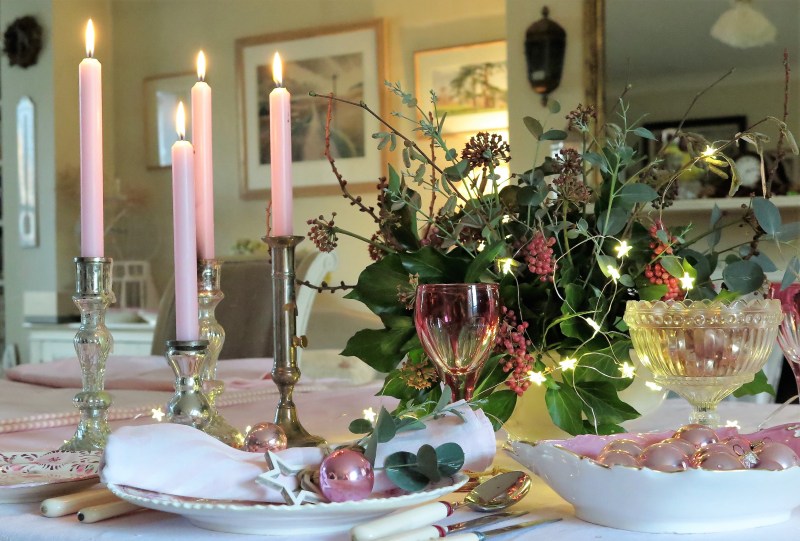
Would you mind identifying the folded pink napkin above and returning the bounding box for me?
[6,356,271,391]
[101,403,496,502]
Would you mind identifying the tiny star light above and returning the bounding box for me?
[725,419,741,429]
[585,317,602,334]
[499,258,515,275]
[615,240,631,258]
[362,407,377,424]
[701,145,718,158]
[151,408,165,422]
[679,272,695,290]
[607,265,621,283]
[559,358,577,371]
[620,362,636,379]
[527,371,547,385]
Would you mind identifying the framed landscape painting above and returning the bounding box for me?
[414,40,508,134]
[236,20,384,198]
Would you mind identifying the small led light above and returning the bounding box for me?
[151,408,165,422]
[615,241,632,258]
[499,258,515,275]
[725,419,741,429]
[607,265,621,282]
[527,371,547,385]
[620,362,636,379]
[702,145,717,158]
[559,358,577,371]
[679,271,695,290]
[585,318,602,333]
[363,407,377,423]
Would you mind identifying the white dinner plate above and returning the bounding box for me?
[108,473,468,535]
[0,450,102,503]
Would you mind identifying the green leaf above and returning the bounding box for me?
[633,126,657,140]
[616,183,658,205]
[752,197,781,236]
[769,221,800,242]
[723,259,765,294]
[384,452,429,491]
[401,247,463,282]
[540,129,568,141]
[516,185,547,207]
[570,346,633,392]
[348,418,373,434]
[781,256,800,290]
[596,255,617,278]
[523,116,543,139]
[732,369,776,398]
[341,326,416,372]
[443,160,469,181]
[347,254,411,315]
[478,390,517,431]
[548,99,561,114]
[659,255,684,278]
[750,253,778,273]
[583,151,608,173]
[416,444,441,483]
[638,284,668,301]
[597,207,628,236]
[577,381,640,426]
[395,417,426,432]
[464,241,505,283]
[436,442,465,476]
[374,407,397,443]
[473,355,513,400]
[545,386,584,435]
[434,386,452,413]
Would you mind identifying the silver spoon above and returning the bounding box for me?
[351,471,532,541]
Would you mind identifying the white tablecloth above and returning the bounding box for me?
[0,368,799,540]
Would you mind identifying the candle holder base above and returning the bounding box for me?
[264,235,326,448]
[61,257,115,452]
[165,340,213,430]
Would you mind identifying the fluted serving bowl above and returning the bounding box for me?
[623,299,782,426]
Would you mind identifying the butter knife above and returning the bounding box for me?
[376,511,526,541]
[444,517,562,540]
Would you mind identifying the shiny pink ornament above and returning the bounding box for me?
[756,442,800,470]
[756,459,785,471]
[660,437,696,456]
[721,435,752,455]
[601,439,644,456]
[243,422,288,453]
[693,449,745,471]
[596,450,640,467]
[639,442,689,472]
[672,424,718,448]
[319,449,374,502]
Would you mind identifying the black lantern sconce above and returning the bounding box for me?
[525,6,566,105]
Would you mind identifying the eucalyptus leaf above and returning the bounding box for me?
[633,126,657,140]
[722,259,765,294]
[523,116,543,139]
[384,452,429,492]
[375,407,397,443]
[597,207,628,236]
[781,256,800,290]
[540,129,568,141]
[436,442,465,476]
[348,418,373,434]
[548,99,561,114]
[416,444,441,483]
[752,197,781,236]
[616,183,658,205]
[583,151,608,173]
[659,256,684,278]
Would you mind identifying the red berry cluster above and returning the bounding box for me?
[644,223,684,301]
[495,307,535,395]
[524,232,556,281]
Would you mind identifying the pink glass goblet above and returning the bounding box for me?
[414,283,500,402]
[770,283,800,402]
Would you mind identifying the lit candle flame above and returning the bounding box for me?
[85,19,95,58]
[176,101,186,140]
[272,52,283,86]
[197,50,206,82]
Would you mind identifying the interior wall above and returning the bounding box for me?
[109,0,506,316]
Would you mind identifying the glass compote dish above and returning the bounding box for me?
[624,298,782,426]
[414,283,500,401]
[771,283,800,403]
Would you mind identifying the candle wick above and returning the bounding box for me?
[87,51,93,59]
[198,75,205,83]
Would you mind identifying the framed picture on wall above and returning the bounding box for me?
[414,40,508,134]
[236,20,385,199]
[143,72,195,169]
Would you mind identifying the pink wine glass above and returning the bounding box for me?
[771,283,800,402]
[414,283,500,402]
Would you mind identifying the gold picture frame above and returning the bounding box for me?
[235,20,385,199]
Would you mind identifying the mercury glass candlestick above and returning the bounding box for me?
[264,236,326,447]
[61,257,115,452]
[197,259,244,448]
[165,339,213,430]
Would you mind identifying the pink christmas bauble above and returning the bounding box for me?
[601,439,644,456]
[756,442,800,470]
[721,435,752,454]
[319,449,374,502]
[596,449,640,467]
[243,422,288,453]
[639,442,689,472]
[672,424,718,448]
[755,459,785,471]
[659,437,696,456]
[693,449,745,471]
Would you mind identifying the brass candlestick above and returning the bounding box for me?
[197,259,244,448]
[61,257,115,452]
[264,236,326,447]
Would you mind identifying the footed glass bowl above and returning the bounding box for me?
[623,299,782,426]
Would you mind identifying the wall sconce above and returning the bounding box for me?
[525,6,566,105]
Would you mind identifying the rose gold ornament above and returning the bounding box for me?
[693,449,745,471]
[672,424,718,448]
[243,422,288,453]
[601,439,644,456]
[756,442,800,470]
[660,437,696,456]
[640,442,689,472]
[596,449,640,467]
[319,448,374,502]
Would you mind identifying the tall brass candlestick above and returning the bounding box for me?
[61,257,114,451]
[264,236,325,447]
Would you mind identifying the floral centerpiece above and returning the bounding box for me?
[304,80,799,436]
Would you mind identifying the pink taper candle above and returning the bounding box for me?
[191,50,215,259]
[79,19,104,257]
[171,102,200,341]
[269,53,293,236]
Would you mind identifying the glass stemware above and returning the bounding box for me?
[624,299,782,426]
[414,283,500,402]
[770,283,800,403]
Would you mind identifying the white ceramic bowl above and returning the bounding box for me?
[507,425,800,534]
